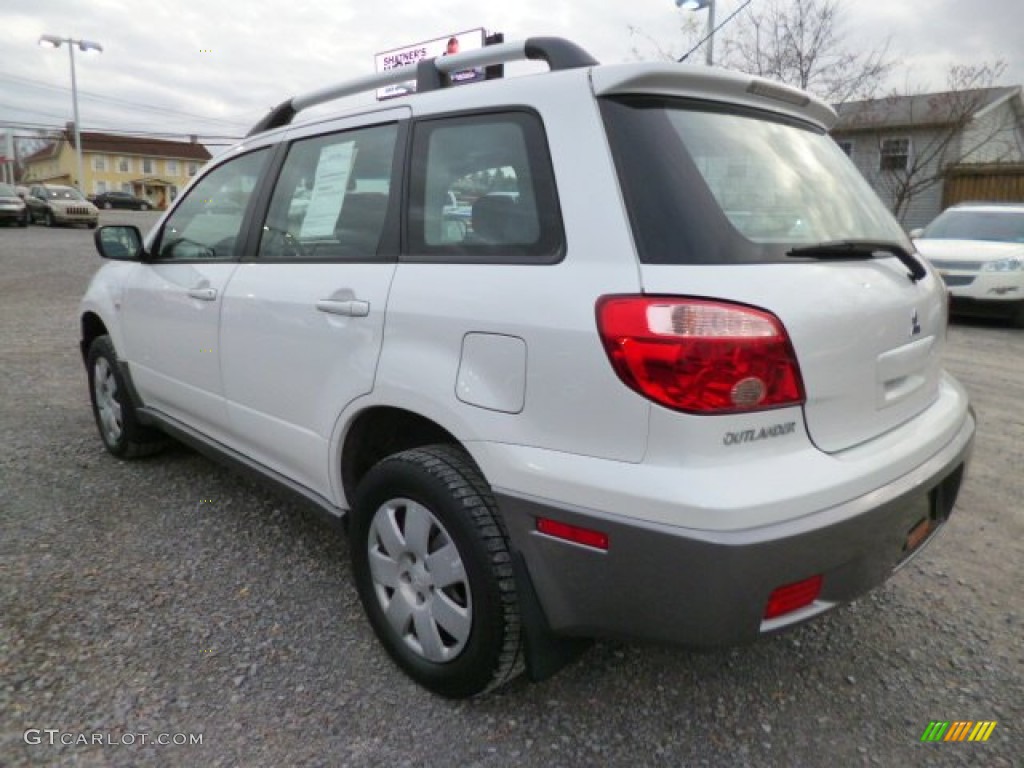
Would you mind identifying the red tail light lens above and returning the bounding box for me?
[596,296,805,414]
[764,575,823,619]
[536,517,609,551]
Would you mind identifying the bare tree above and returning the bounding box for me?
[864,62,1018,221]
[627,18,703,63]
[721,0,893,104]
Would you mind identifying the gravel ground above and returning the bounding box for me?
[1,214,1021,767]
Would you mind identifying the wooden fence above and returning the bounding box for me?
[943,164,1024,207]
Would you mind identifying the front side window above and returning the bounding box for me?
[879,137,911,171]
[601,97,906,264]
[258,123,399,261]
[156,149,269,261]
[407,111,563,263]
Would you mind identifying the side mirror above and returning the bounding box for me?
[94,225,145,261]
[908,228,924,240]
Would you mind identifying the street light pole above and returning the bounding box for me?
[38,34,103,194]
[676,0,753,66]
[705,0,716,66]
[676,0,717,65]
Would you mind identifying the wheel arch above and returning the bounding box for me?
[340,406,461,505]
[80,312,110,362]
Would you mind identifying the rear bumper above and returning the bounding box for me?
[497,409,974,647]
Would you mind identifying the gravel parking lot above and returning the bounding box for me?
[2,212,1021,767]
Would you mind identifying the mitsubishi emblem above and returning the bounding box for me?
[911,309,922,336]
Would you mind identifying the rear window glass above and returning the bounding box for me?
[922,209,1024,242]
[406,111,563,264]
[600,98,906,264]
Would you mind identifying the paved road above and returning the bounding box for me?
[1,214,1021,766]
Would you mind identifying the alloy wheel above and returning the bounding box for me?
[367,498,472,663]
[93,357,123,444]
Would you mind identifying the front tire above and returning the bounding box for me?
[45,211,55,227]
[86,335,167,458]
[139,203,150,211]
[350,445,523,698]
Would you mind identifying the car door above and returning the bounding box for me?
[120,147,271,440]
[219,112,407,499]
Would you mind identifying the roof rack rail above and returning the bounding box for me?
[247,36,599,137]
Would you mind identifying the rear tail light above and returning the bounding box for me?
[596,296,805,414]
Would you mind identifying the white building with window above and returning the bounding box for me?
[831,86,1024,229]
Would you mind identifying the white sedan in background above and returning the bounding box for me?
[912,202,1024,327]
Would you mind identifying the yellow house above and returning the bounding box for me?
[21,125,212,209]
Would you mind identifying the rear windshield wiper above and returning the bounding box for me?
[787,240,927,283]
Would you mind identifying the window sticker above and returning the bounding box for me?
[300,142,357,238]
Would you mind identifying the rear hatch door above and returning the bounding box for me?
[597,81,946,452]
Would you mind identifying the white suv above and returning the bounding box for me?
[80,38,974,698]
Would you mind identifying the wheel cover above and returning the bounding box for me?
[93,357,123,443]
[367,498,472,663]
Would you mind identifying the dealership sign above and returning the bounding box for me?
[375,28,486,99]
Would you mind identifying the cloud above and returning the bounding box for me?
[1,0,1020,146]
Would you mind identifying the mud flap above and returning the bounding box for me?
[511,551,592,682]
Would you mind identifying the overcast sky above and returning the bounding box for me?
[2,0,1021,153]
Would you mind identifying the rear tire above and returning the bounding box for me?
[140,203,150,211]
[104,201,113,209]
[350,445,523,698]
[86,335,167,458]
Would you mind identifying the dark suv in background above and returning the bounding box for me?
[91,191,153,211]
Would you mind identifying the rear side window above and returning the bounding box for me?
[406,111,563,263]
[257,123,400,261]
[600,97,906,265]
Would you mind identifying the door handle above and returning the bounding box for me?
[188,287,217,301]
[316,299,370,317]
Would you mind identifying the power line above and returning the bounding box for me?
[0,116,242,142]
[0,71,252,129]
